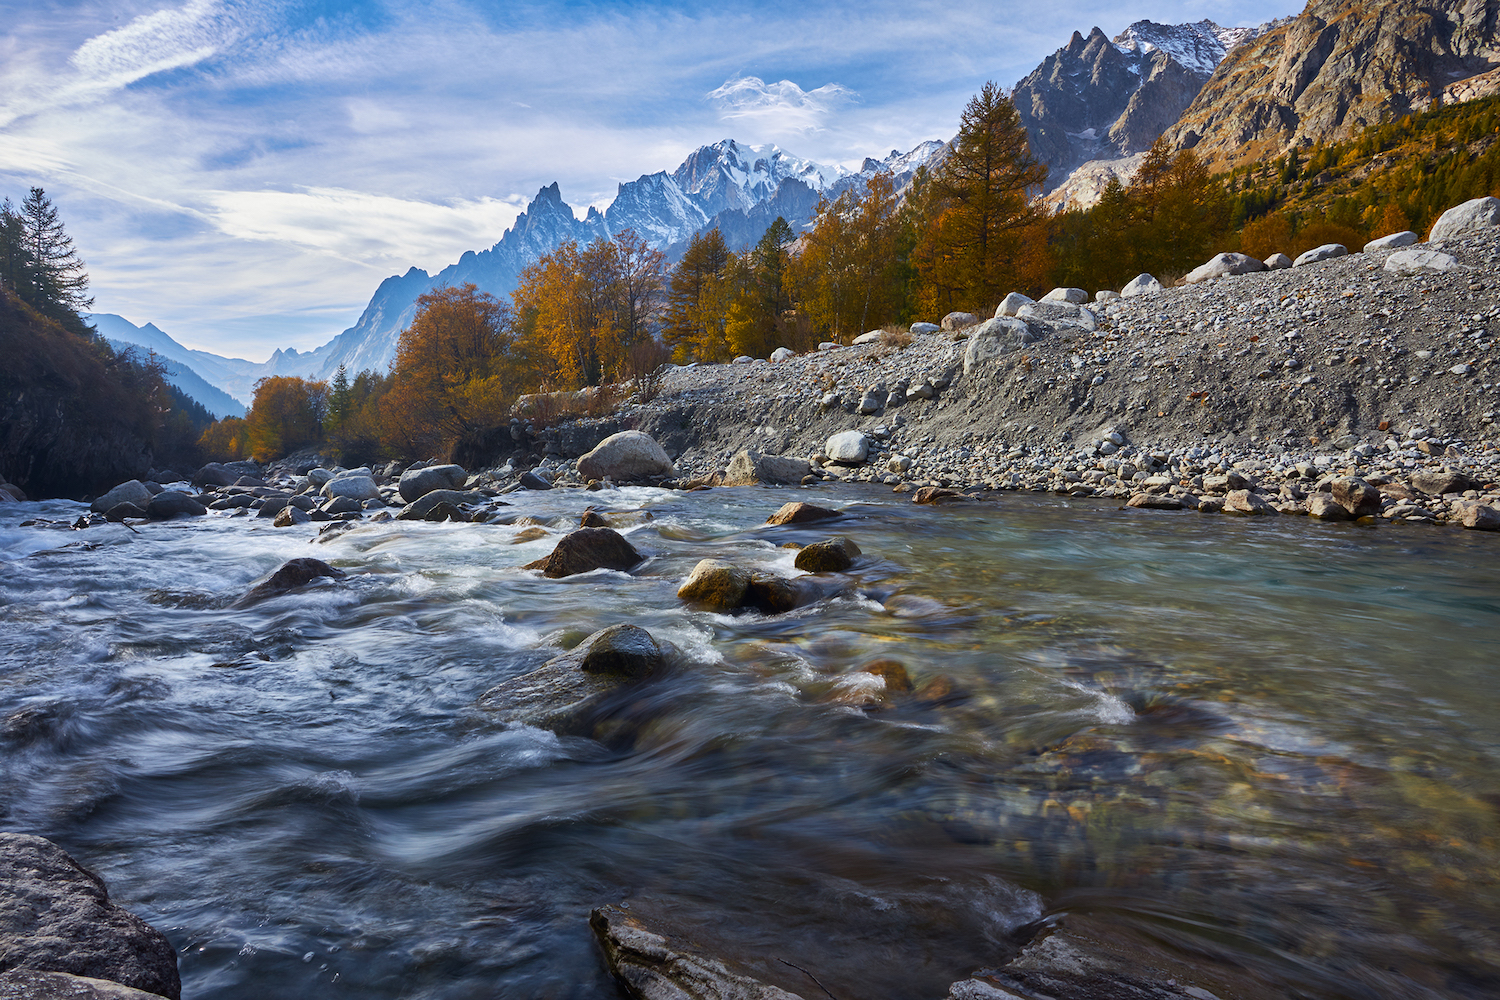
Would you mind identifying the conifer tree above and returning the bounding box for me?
[19,187,91,315]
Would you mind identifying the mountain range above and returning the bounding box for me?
[95,0,1500,418]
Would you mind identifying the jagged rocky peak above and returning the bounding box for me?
[670,139,845,216]
[1111,19,1267,76]
[1165,0,1500,169]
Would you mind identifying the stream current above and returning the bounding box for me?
[1,485,1498,1000]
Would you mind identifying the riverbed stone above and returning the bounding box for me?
[1410,470,1477,495]
[1293,243,1348,267]
[1264,252,1293,269]
[145,491,206,520]
[1385,248,1459,274]
[104,503,147,522]
[1017,301,1095,331]
[577,431,675,483]
[1041,287,1088,304]
[272,506,311,527]
[743,574,818,614]
[0,834,180,1000]
[794,536,861,572]
[677,559,751,610]
[590,906,803,1000]
[912,486,965,504]
[858,384,887,415]
[478,626,667,735]
[519,471,552,490]
[89,481,153,514]
[769,347,794,363]
[963,318,1035,374]
[524,527,643,578]
[396,489,485,520]
[766,502,841,526]
[825,431,870,464]
[1222,489,1278,515]
[239,558,344,604]
[1428,196,1500,241]
[1460,503,1500,530]
[0,970,173,1000]
[1127,492,1182,510]
[1307,493,1352,520]
[1185,252,1265,284]
[1120,273,1163,297]
[1330,476,1382,517]
[995,292,1035,316]
[724,449,812,487]
[190,463,238,488]
[397,464,466,502]
[1364,231,1418,251]
[941,311,978,331]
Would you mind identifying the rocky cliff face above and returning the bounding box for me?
[1164,0,1500,168]
[1014,20,1270,201]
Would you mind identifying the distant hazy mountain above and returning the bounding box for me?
[88,313,249,417]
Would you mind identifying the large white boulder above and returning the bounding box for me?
[398,463,466,502]
[769,347,795,363]
[1120,273,1163,297]
[1364,231,1418,252]
[1263,253,1293,270]
[1429,196,1500,241]
[908,322,940,335]
[1018,301,1096,331]
[825,431,870,464]
[1041,287,1089,304]
[994,292,1035,317]
[1293,243,1348,267]
[963,317,1036,374]
[1384,248,1459,274]
[852,331,883,345]
[576,431,675,482]
[90,480,154,513]
[940,312,978,331]
[323,474,380,501]
[1184,252,1266,284]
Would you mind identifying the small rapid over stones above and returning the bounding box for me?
[3,482,1499,999]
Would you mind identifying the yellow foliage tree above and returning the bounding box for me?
[244,376,326,462]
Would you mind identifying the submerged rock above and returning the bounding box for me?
[794,536,861,573]
[477,625,666,736]
[238,558,345,605]
[591,905,805,1000]
[524,527,643,578]
[0,834,180,1000]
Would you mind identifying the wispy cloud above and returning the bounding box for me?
[707,77,857,132]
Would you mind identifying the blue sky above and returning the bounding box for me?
[0,0,1304,360]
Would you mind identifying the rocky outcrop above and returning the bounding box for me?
[1165,0,1500,168]
[0,971,170,1000]
[591,906,808,1000]
[0,834,179,999]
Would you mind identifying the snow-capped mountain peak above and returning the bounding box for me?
[1112,18,1270,76]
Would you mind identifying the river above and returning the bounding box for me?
[2,485,1498,999]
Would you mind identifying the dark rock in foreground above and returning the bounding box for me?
[793,537,861,573]
[0,970,170,1000]
[0,834,180,1000]
[591,905,807,1000]
[524,527,643,578]
[237,558,345,605]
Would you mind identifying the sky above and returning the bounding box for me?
[0,0,1305,361]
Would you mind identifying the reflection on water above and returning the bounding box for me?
[2,486,1499,999]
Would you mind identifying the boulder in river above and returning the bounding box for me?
[190,463,238,488]
[89,481,153,514]
[677,559,751,611]
[104,503,147,522]
[590,905,804,1000]
[1460,503,1500,530]
[1329,476,1382,517]
[477,625,667,736]
[524,527,643,578]
[519,471,553,490]
[272,506,311,527]
[724,449,812,487]
[397,489,485,520]
[766,501,841,525]
[1222,489,1278,515]
[1126,492,1182,510]
[144,491,206,520]
[321,475,379,501]
[912,486,966,504]
[239,558,345,605]
[1307,494,1352,520]
[0,833,180,1000]
[794,536,861,572]
[577,431,675,483]
[397,464,466,503]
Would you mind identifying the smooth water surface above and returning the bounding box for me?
[2,487,1498,999]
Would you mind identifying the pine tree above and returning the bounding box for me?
[19,188,91,315]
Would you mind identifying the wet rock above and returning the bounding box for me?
[477,626,666,736]
[1120,273,1163,297]
[766,502,842,526]
[0,834,180,999]
[322,496,364,516]
[824,431,870,464]
[144,491,205,520]
[590,906,804,1000]
[239,557,344,604]
[1307,493,1352,520]
[1364,230,1418,251]
[0,970,173,1000]
[577,431,675,483]
[1411,470,1476,495]
[519,471,553,490]
[1126,493,1182,510]
[912,486,965,504]
[512,526,549,543]
[104,503,147,522]
[256,498,289,518]
[1293,243,1348,267]
[744,574,807,614]
[1330,476,1382,517]
[1460,503,1500,530]
[207,494,256,511]
[190,463,238,488]
[272,506,311,527]
[421,502,468,522]
[524,527,643,578]
[794,536,861,573]
[724,449,812,486]
[397,464,466,502]
[0,482,26,502]
[397,489,484,520]
[322,475,379,501]
[1428,195,1500,241]
[861,659,912,693]
[89,481,153,514]
[1184,252,1265,283]
[677,559,751,611]
[1222,489,1278,515]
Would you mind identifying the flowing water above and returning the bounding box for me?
[2,486,1498,1000]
